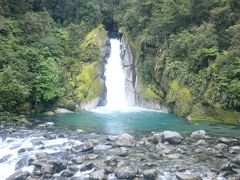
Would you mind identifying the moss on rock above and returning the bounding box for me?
[141,84,163,102]
[190,103,240,125]
[167,79,192,117]
[74,62,104,102]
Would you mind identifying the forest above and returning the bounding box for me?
[0,0,239,124]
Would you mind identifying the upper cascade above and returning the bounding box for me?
[104,39,127,110]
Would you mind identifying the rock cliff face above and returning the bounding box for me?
[121,38,136,106]
[75,25,110,110]
[121,37,167,111]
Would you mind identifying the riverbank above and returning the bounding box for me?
[0,121,240,180]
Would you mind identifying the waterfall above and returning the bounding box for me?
[104,39,127,109]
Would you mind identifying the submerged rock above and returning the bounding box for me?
[89,169,106,180]
[80,162,95,171]
[175,172,202,180]
[143,169,157,180]
[115,133,135,147]
[6,170,30,180]
[114,166,137,179]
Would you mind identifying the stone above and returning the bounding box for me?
[231,154,240,165]
[156,142,166,150]
[61,170,75,177]
[15,157,28,170]
[55,108,73,114]
[38,122,54,127]
[206,171,217,180]
[163,131,183,144]
[107,135,118,141]
[74,156,86,164]
[214,143,228,151]
[72,142,94,153]
[89,170,106,180]
[115,133,135,147]
[229,146,240,154]
[76,129,85,133]
[80,162,95,171]
[0,154,12,163]
[175,172,202,180]
[87,154,99,160]
[43,133,56,139]
[152,132,163,144]
[114,166,136,179]
[116,147,128,157]
[220,162,236,171]
[43,111,55,116]
[6,170,30,180]
[219,137,238,145]
[41,164,54,174]
[143,169,157,180]
[195,140,208,146]
[191,130,210,139]
[51,160,67,173]
[105,157,119,167]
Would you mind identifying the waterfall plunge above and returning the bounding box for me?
[104,39,127,110]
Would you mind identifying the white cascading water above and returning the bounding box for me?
[104,39,127,110]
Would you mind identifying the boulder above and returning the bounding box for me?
[80,162,95,171]
[115,133,135,147]
[156,142,167,150]
[6,170,30,180]
[163,131,183,144]
[41,164,54,174]
[229,146,240,154]
[61,170,75,177]
[114,166,136,179]
[72,142,94,153]
[89,170,106,180]
[191,130,210,139]
[219,137,238,145]
[143,169,157,180]
[43,133,56,140]
[55,108,73,114]
[214,143,228,151]
[116,147,129,157]
[151,132,164,144]
[195,140,208,146]
[76,129,85,133]
[175,172,202,180]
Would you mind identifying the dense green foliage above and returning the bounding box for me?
[0,0,106,114]
[0,0,239,124]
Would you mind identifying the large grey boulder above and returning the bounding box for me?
[114,166,137,179]
[163,131,183,144]
[115,133,135,147]
[175,172,202,180]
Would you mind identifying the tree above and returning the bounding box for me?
[0,66,29,111]
[34,58,64,103]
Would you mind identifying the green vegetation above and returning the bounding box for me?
[0,0,239,124]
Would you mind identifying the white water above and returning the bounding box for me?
[104,39,127,110]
